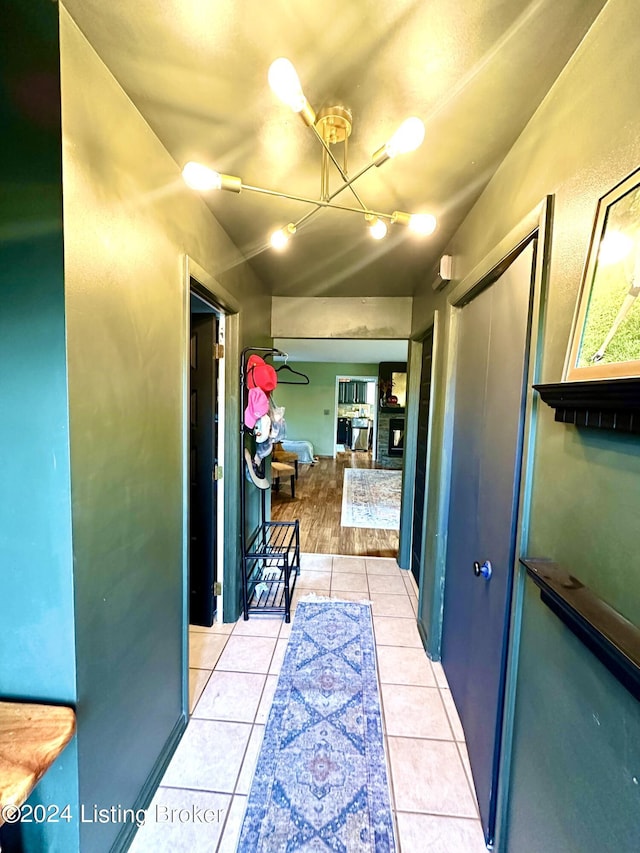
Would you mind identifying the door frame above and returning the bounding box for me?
[398,320,438,589]
[181,256,240,714]
[189,296,224,626]
[492,199,553,853]
[419,198,552,848]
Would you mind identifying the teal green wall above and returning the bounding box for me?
[0,4,79,851]
[273,362,378,457]
[59,9,271,850]
[0,0,76,706]
[63,20,184,836]
[0,8,268,852]
[0,254,76,701]
[412,1,640,848]
[506,579,640,851]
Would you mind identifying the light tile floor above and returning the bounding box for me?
[130,554,487,852]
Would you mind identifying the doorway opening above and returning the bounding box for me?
[334,375,378,458]
[189,284,225,627]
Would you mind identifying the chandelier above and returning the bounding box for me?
[182,58,436,250]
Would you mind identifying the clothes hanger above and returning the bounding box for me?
[276,355,310,385]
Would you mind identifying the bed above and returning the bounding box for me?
[279,439,317,464]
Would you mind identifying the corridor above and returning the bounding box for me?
[130,555,486,852]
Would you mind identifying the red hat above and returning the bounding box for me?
[247,354,264,371]
[247,355,277,393]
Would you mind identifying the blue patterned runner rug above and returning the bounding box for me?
[237,600,396,852]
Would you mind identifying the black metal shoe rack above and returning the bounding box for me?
[240,347,300,622]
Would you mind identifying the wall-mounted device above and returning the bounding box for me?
[432,254,453,291]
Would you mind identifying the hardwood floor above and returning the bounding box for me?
[270,451,399,557]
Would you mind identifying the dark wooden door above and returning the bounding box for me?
[189,312,218,626]
[441,241,535,844]
[410,328,434,586]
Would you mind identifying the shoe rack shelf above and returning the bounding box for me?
[242,521,300,623]
[240,347,300,623]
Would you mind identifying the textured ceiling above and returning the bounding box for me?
[63,0,606,297]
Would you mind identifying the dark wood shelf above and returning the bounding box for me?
[0,702,76,821]
[521,558,640,701]
[533,377,640,434]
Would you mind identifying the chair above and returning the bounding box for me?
[272,442,299,478]
[271,462,296,498]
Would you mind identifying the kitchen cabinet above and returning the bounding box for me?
[336,417,352,445]
[338,380,368,404]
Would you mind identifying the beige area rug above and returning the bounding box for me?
[340,468,402,530]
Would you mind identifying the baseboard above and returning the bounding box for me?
[109,712,188,853]
[417,618,430,654]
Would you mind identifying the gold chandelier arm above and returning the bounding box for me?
[308,123,368,211]
[293,205,324,231]
[329,158,377,196]
[289,158,380,231]
[240,182,394,220]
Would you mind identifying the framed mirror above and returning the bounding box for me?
[379,362,407,410]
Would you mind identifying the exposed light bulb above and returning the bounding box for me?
[391,210,436,236]
[268,58,306,112]
[372,117,425,166]
[270,223,296,250]
[409,213,437,236]
[270,229,289,250]
[386,117,425,158]
[182,162,242,193]
[368,217,388,240]
[182,161,222,191]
